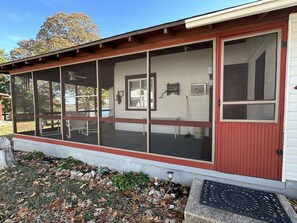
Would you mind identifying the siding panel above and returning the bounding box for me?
[283,13,297,181]
[219,123,280,180]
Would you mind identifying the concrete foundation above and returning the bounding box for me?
[13,137,297,199]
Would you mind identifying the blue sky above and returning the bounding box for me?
[0,0,254,53]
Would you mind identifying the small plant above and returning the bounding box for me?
[57,157,83,170]
[112,171,149,191]
[99,166,111,175]
[25,151,44,160]
[84,212,94,221]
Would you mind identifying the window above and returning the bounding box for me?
[222,32,278,121]
[125,74,156,110]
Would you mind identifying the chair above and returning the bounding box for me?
[39,118,60,136]
[66,112,88,139]
[66,119,89,138]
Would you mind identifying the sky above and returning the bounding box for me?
[0,0,255,54]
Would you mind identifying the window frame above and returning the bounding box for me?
[125,73,156,111]
[220,30,281,123]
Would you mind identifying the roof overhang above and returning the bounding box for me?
[0,19,185,73]
[185,0,297,29]
[1,0,297,73]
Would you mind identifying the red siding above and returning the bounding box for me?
[215,22,287,181]
[217,122,281,180]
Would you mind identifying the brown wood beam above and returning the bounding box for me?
[77,47,98,54]
[10,77,17,133]
[257,12,269,21]
[0,66,9,73]
[11,63,20,68]
[38,57,46,63]
[49,81,53,114]
[208,24,213,30]
[75,85,79,112]
[127,36,141,44]
[32,74,40,136]
[64,50,81,58]
[24,61,33,66]
[55,53,62,60]
[99,42,116,50]
[61,70,67,140]
[163,28,174,37]
[98,62,102,146]
[0,70,9,74]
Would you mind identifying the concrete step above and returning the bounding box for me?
[184,178,297,223]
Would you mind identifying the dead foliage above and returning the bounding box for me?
[0,151,190,223]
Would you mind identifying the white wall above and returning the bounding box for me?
[283,13,297,182]
[224,33,277,120]
[246,34,277,120]
[113,48,212,135]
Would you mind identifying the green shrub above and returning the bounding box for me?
[84,212,93,221]
[99,166,111,175]
[57,157,83,170]
[25,151,45,160]
[112,171,149,191]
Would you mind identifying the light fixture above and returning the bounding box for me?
[115,91,124,104]
[167,171,174,188]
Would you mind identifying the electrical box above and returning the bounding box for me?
[191,83,207,95]
[208,66,213,75]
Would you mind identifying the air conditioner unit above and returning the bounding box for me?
[191,83,207,96]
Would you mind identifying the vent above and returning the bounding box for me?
[191,83,207,95]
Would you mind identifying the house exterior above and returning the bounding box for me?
[1,0,297,197]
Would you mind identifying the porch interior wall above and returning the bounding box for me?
[224,33,277,120]
[113,48,212,135]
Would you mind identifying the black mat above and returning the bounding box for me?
[200,180,292,223]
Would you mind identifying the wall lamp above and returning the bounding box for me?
[116,91,124,104]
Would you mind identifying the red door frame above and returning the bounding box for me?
[214,21,288,180]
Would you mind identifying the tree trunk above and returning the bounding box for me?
[0,137,16,169]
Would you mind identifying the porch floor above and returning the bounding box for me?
[35,123,212,161]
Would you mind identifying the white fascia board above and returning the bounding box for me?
[185,0,297,29]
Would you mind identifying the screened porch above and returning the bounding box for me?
[11,40,214,162]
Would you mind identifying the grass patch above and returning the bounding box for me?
[57,157,83,170]
[25,151,45,160]
[0,121,12,139]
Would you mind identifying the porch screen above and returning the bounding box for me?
[11,73,35,135]
[222,33,278,121]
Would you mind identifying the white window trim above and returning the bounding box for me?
[220,29,281,123]
[127,76,155,110]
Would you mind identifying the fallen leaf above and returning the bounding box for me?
[112,211,118,218]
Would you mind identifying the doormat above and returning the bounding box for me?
[200,180,292,223]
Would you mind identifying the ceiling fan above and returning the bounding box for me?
[67,71,87,81]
